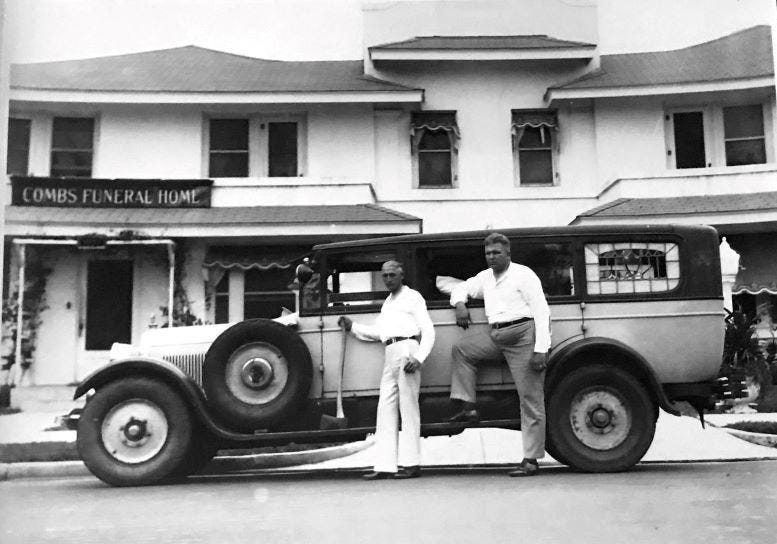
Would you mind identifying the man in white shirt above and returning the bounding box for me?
[338,260,435,480]
[448,233,551,477]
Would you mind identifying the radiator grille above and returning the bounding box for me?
[162,353,205,385]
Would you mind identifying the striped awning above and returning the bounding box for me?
[202,247,310,270]
[731,233,777,295]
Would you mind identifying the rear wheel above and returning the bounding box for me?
[77,377,193,486]
[547,364,656,473]
[202,319,312,431]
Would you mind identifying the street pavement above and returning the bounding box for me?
[0,408,776,481]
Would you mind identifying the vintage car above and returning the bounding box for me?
[73,224,735,486]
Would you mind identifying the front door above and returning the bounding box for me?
[77,260,133,379]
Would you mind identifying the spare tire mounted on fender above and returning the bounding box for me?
[202,319,312,431]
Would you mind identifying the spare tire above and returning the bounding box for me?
[202,319,313,431]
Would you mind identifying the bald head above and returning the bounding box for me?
[381,260,405,294]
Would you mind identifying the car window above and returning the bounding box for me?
[511,242,574,297]
[324,250,396,312]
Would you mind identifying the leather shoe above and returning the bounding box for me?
[393,466,421,479]
[508,459,539,477]
[362,471,392,481]
[447,408,480,423]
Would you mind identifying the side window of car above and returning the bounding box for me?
[415,244,486,307]
[511,242,575,297]
[324,250,396,312]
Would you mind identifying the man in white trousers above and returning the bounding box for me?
[338,260,435,480]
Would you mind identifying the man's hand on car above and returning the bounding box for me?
[454,302,471,329]
[337,316,352,331]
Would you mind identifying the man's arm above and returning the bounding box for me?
[449,274,484,329]
[405,294,435,372]
[521,269,551,370]
[337,316,381,342]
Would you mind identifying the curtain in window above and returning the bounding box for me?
[411,111,460,148]
[511,110,558,145]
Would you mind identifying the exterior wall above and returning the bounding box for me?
[371,62,598,206]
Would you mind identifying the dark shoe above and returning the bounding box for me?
[447,408,480,423]
[394,466,421,479]
[362,471,393,481]
[508,459,539,477]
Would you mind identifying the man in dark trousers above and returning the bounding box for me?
[447,233,551,477]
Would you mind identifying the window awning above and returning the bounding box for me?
[511,110,558,133]
[202,247,310,271]
[410,111,460,137]
[731,233,777,295]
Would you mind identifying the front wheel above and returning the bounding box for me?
[77,377,194,486]
[546,364,656,473]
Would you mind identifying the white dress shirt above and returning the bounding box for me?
[351,286,435,363]
[450,262,551,353]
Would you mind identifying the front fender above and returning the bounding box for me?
[74,357,223,433]
[547,336,679,416]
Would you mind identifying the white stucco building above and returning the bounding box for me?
[3,0,776,386]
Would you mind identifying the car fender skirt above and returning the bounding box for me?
[547,337,680,417]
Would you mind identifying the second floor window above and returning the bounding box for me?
[268,122,298,177]
[209,119,249,177]
[411,111,459,188]
[724,105,766,166]
[51,117,94,177]
[512,110,557,186]
[7,118,31,175]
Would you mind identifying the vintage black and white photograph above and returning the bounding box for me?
[0,0,776,542]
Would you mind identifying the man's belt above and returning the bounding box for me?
[491,317,532,329]
[385,336,420,346]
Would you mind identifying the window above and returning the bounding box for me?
[512,110,557,185]
[411,111,459,188]
[672,111,707,169]
[724,105,766,166]
[214,272,230,324]
[416,244,487,304]
[585,242,680,295]
[268,122,298,177]
[325,250,396,310]
[512,242,573,296]
[244,268,295,319]
[7,118,31,175]
[51,117,94,177]
[209,119,249,177]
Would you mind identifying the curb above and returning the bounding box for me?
[0,438,375,482]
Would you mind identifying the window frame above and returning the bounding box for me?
[511,110,559,187]
[50,116,95,178]
[410,111,459,189]
[203,114,307,178]
[7,117,31,176]
[722,104,767,167]
[208,118,250,178]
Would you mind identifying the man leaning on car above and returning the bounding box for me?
[447,232,551,477]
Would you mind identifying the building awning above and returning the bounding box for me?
[4,203,422,238]
[729,233,777,295]
[202,247,310,271]
[410,111,460,137]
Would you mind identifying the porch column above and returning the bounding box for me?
[719,237,740,311]
[13,243,26,385]
[166,242,175,328]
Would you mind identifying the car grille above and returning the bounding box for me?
[162,353,205,385]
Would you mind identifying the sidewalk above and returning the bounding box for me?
[1,408,777,481]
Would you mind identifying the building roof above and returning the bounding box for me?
[552,25,772,92]
[6,203,419,225]
[372,35,595,50]
[10,46,418,93]
[577,192,777,218]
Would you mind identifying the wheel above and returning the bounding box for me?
[77,377,194,486]
[202,319,313,431]
[546,364,656,473]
